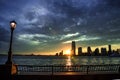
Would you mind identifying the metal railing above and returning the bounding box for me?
[17,64,120,74]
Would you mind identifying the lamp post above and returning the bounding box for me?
[6,20,17,64]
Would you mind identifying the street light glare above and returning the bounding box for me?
[10,21,17,29]
[10,23,16,28]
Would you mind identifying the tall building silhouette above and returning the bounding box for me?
[117,49,120,54]
[94,48,99,55]
[87,46,92,54]
[78,47,82,56]
[59,50,63,56]
[71,41,76,56]
[108,45,112,55]
[101,48,107,55]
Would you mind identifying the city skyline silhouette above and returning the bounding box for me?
[55,41,120,56]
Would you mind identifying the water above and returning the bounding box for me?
[0,56,120,65]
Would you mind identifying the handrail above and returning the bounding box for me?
[17,64,120,74]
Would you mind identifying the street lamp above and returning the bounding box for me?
[6,20,17,64]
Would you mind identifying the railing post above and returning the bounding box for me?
[87,65,89,74]
[51,65,54,80]
[118,66,120,74]
[52,65,53,75]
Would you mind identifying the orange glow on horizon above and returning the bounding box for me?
[17,44,120,55]
[64,49,71,56]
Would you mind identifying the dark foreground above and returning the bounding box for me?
[1,73,120,80]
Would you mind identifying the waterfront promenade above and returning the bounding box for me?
[1,71,120,80]
[13,73,120,80]
[1,64,120,80]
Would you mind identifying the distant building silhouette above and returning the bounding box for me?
[101,48,107,55]
[59,50,63,56]
[78,47,82,56]
[94,48,99,56]
[71,41,76,56]
[117,49,120,54]
[87,46,92,55]
[108,45,112,55]
[55,53,59,56]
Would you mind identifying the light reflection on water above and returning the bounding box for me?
[66,56,72,66]
[0,56,120,65]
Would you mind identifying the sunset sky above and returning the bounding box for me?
[0,0,120,55]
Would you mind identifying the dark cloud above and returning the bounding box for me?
[0,0,120,54]
[106,0,120,7]
[25,11,36,21]
[0,26,9,42]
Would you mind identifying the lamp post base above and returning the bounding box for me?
[0,64,17,80]
[5,61,13,65]
[0,64,17,76]
[5,63,17,75]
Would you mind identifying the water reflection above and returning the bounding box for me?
[66,56,72,71]
[66,56,72,66]
[0,56,120,65]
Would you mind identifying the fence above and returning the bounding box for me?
[17,64,120,74]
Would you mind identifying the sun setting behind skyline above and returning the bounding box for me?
[65,50,71,56]
[0,0,120,55]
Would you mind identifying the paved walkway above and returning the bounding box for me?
[14,72,120,80]
[18,71,119,75]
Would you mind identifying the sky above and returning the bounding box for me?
[0,0,120,55]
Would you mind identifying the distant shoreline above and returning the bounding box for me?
[0,54,120,57]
